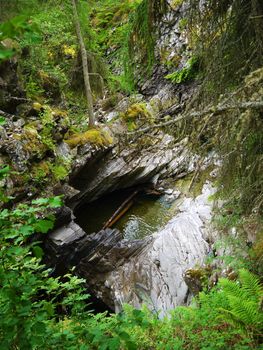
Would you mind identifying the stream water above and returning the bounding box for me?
[75,188,181,240]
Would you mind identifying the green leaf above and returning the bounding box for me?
[32,198,49,205]
[48,196,63,208]
[0,117,6,125]
[43,302,54,316]
[32,245,44,259]
[35,219,54,233]
[0,165,10,178]
[118,331,131,342]
[19,225,34,236]
[125,341,137,350]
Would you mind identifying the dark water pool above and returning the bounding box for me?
[74,188,179,240]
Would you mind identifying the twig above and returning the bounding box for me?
[249,15,263,19]
[188,157,204,192]
[102,190,138,229]
[0,110,15,119]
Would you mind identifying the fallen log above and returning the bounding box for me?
[106,201,134,228]
[102,190,138,230]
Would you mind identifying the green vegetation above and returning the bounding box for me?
[0,15,38,61]
[65,128,113,148]
[0,0,262,348]
[120,102,153,131]
[188,0,263,101]
[0,168,261,349]
[126,0,167,83]
[165,56,199,84]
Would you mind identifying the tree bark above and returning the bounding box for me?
[72,0,95,127]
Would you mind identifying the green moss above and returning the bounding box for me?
[171,0,184,10]
[22,125,47,157]
[52,164,68,181]
[25,78,44,100]
[31,161,51,184]
[30,156,71,185]
[39,106,57,151]
[121,102,152,120]
[165,56,199,84]
[120,102,153,131]
[65,128,113,148]
[179,17,188,30]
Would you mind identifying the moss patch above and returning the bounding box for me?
[120,102,153,131]
[21,125,47,157]
[30,156,71,186]
[65,129,113,148]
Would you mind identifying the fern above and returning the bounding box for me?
[219,278,245,300]
[239,268,262,301]
[218,269,263,337]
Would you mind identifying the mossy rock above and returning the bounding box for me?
[21,125,47,156]
[30,157,70,185]
[184,266,212,295]
[37,70,61,101]
[65,128,113,149]
[121,102,152,121]
[31,160,52,184]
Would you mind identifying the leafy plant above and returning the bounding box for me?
[0,15,40,61]
[0,117,6,125]
[218,269,263,338]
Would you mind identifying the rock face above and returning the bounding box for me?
[47,182,215,316]
[131,0,193,98]
[46,223,149,310]
[101,182,214,315]
[0,58,25,113]
[68,136,197,209]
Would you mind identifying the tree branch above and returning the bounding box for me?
[126,100,263,135]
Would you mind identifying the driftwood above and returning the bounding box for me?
[102,190,138,230]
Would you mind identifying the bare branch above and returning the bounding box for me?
[126,100,263,135]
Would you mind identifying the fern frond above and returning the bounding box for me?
[228,296,262,327]
[217,308,247,331]
[239,268,263,301]
[219,278,245,300]
[218,269,263,336]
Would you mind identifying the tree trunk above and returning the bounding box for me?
[72,0,95,127]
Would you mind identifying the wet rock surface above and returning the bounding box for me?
[102,182,215,315]
[47,182,215,315]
